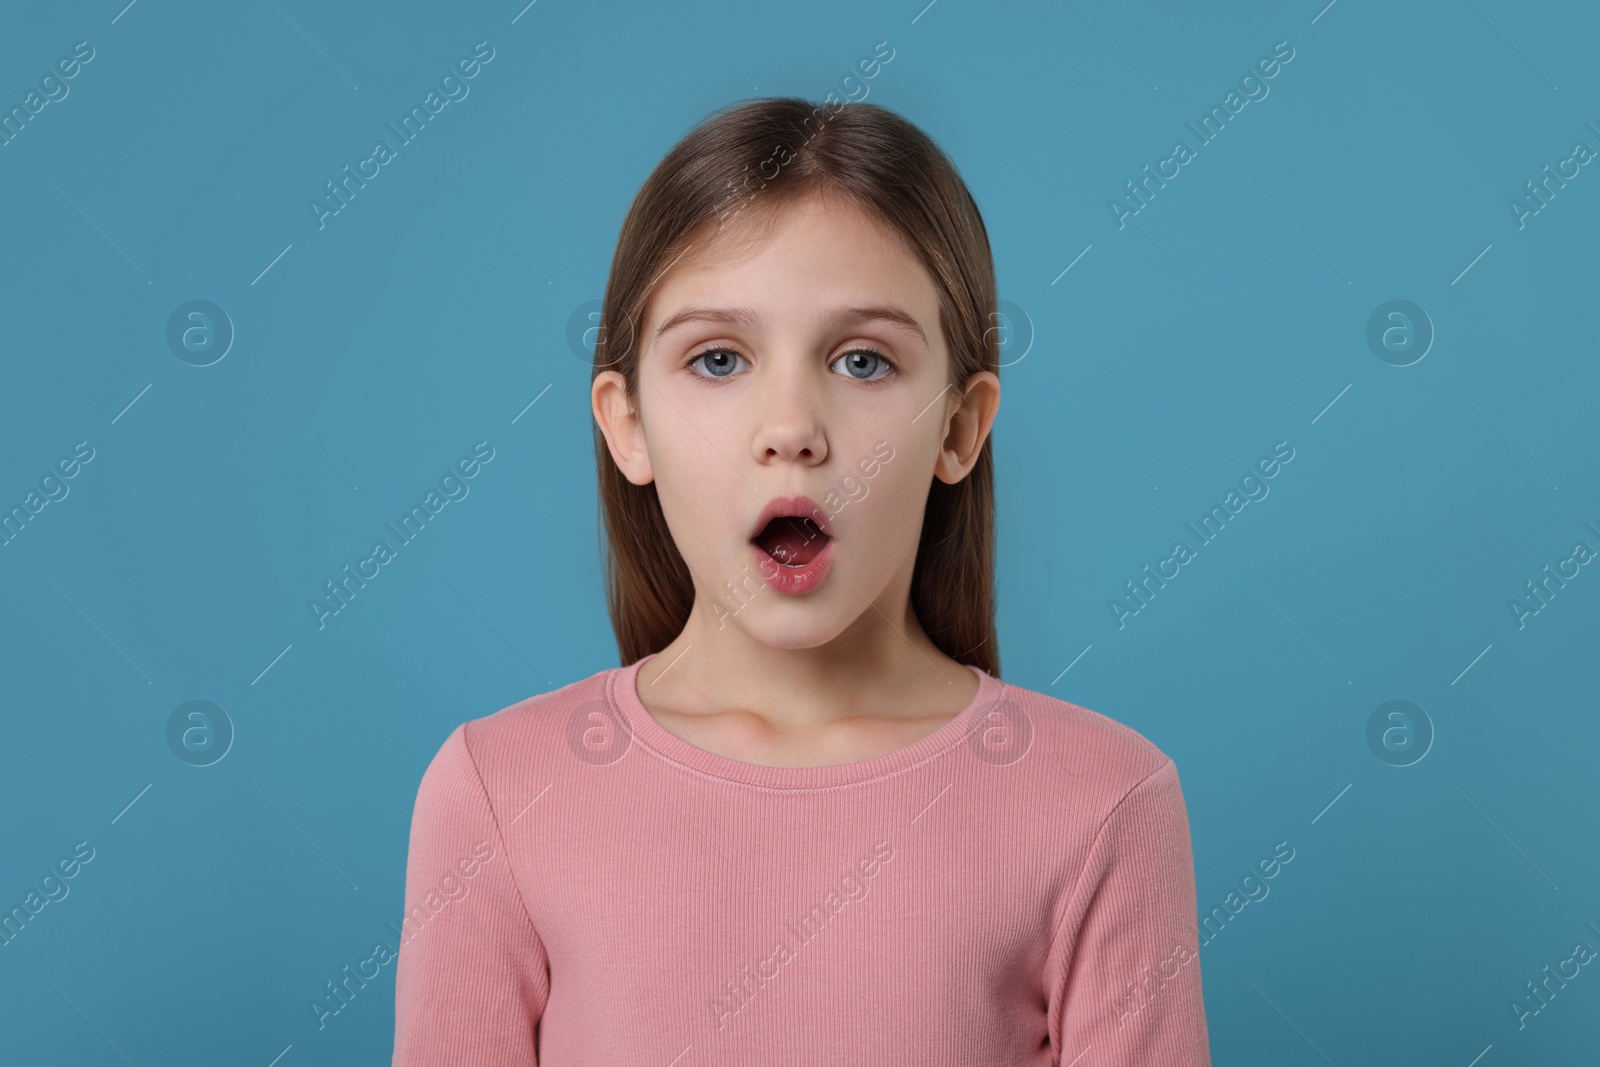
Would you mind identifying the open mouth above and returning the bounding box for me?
[751,515,830,568]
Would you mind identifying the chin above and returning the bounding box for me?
[730,608,850,651]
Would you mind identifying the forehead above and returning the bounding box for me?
[642,191,940,336]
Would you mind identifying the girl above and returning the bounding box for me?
[393,97,1211,1066]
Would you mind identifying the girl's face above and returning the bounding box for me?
[593,189,998,651]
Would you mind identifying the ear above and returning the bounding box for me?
[933,371,1000,485]
[592,370,655,486]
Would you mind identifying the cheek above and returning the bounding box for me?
[647,426,748,564]
[846,445,932,537]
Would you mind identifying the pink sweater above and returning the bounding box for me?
[392,654,1211,1065]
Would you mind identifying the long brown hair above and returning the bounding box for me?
[592,96,1001,678]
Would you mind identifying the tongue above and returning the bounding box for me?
[756,517,828,566]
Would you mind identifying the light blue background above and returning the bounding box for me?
[2,0,1596,1063]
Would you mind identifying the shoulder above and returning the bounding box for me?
[988,677,1182,811]
[417,664,621,799]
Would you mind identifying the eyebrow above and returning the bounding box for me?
[651,304,928,346]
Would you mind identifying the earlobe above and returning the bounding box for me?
[592,371,655,486]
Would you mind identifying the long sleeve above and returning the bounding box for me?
[1045,758,1211,1066]
[393,722,550,1066]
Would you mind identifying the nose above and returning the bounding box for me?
[750,361,828,466]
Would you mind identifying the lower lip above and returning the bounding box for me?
[751,538,833,596]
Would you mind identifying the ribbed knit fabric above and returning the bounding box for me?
[392,653,1211,1065]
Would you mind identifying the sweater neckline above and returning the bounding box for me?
[607,652,1004,790]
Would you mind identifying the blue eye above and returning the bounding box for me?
[832,347,895,382]
[688,348,749,379]
[684,345,898,384]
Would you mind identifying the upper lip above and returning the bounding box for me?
[749,495,834,542]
